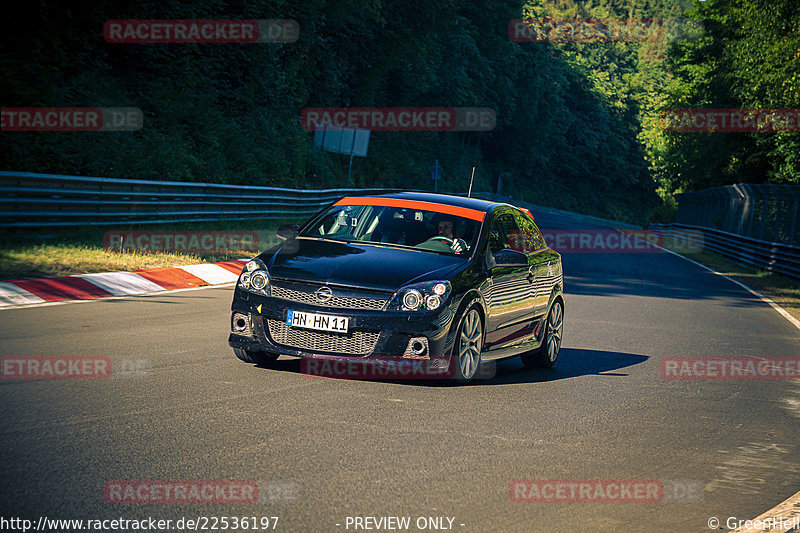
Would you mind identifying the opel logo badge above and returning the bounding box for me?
[315,286,333,303]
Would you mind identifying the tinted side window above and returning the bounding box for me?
[513,212,546,252]
[488,212,520,255]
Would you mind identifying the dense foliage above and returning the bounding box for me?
[1,0,797,223]
[648,0,800,196]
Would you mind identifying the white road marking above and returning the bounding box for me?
[728,489,800,532]
[635,229,800,531]
[620,229,800,332]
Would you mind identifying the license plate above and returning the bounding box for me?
[286,310,349,333]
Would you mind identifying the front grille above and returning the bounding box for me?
[266,319,380,355]
[271,284,388,311]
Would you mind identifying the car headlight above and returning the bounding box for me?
[389,281,451,311]
[402,290,422,310]
[238,258,270,296]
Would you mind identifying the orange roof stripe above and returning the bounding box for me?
[334,197,486,222]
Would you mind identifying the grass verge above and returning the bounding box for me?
[0,219,293,280]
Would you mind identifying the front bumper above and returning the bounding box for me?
[228,287,459,361]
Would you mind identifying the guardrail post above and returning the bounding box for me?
[758,197,768,241]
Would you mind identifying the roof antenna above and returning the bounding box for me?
[467,166,475,198]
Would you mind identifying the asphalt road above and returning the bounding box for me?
[1,208,799,533]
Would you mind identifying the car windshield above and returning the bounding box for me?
[300,203,482,255]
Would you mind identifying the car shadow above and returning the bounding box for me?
[466,347,649,386]
[252,347,648,387]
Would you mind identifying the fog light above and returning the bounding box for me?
[232,312,252,336]
[404,337,429,358]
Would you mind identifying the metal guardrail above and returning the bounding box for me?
[474,193,643,230]
[9,172,796,278]
[0,171,398,227]
[676,184,800,246]
[649,223,800,280]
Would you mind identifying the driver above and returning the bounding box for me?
[432,214,467,254]
[437,219,455,239]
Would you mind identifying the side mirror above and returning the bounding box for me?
[492,248,528,268]
[276,224,299,241]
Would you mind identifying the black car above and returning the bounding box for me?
[229,192,563,383]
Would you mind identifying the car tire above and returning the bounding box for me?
[233,348,279,366]
[451,304,484,384]
[521,298,563,369]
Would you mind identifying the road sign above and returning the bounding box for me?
[314,124,370,186]
[314,124,370,157]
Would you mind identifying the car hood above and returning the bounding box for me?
[260,238,466,292]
